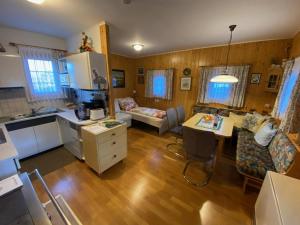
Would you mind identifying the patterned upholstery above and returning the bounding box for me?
[236,130,276,179]
[268,131,297,173]
[193,105,246,116]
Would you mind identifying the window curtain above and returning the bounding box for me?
[272,59,294,118]
[145,69,173,100]
[277,58,300,132]
[197,65,250,107]
[19,46,63,101]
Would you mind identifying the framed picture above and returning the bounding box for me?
[112,69,125,88]
[251,73,261,84]
[137,75,144,84]
[137,67,144,76]
[180,77,192,90]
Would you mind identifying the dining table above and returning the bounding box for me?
[182,113,234,162]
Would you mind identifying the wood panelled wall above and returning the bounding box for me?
[133,39,291,117]
[110,54,135,99]
[291,32,300,58]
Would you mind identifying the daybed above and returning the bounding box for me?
[115,98,168,135]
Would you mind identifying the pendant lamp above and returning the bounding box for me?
[210,25,238,83]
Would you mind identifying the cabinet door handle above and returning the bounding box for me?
[113,154,117,158]
[111,133,116,136]
[112,141,116,145]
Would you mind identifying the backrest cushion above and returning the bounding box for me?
[229,112,245,128]
[166,108,178,129]
[118,97,137,111]
[242,112,266,133]
[268,131,297,173]
[254,121,277,146]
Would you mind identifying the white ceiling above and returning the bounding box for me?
[0,0,300,57]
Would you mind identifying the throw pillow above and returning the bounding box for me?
[254,122,277,146]
[118,97,137,111]
[241,112,265,133]
[229,112,245,128]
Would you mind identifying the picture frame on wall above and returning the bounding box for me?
[250,73,261,84]
[180,77,192,90]
[112,69,125,88]
[137,67,144,76]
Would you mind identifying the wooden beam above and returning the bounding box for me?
[100,23,114,116]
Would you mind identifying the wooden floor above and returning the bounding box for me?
[33,127,258,225]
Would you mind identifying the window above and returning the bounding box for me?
[145,69,173,100]
[153,74,167,98]
[278,69,298,118]
[206,82,232,105]
[27,59,58,95]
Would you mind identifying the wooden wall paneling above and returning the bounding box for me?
[133,39,291,116]
[110,54,136,99]
[290,32,300,58]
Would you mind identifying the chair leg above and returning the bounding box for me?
[243,177,248,193]
[167,137,184,158]
[182,160,214,187]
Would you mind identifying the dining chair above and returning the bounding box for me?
[166,107,184,157]
[176,105,185,126]
[182,126,217,187]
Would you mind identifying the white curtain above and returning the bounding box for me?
[276,57,300,132]
[197,65,250,107]
[145,69,173,100]
[19,46,63,101]
[272,59,294,118]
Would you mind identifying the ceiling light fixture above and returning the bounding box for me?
[27,0,45,4]
[210,25,238,83]
[132,44,144,51]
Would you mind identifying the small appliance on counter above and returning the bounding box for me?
[74,103,90,120]
[90,109,105,120]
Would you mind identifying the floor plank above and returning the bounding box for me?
[33,127,258,225]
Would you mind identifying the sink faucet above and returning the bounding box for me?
[31,106,45,114]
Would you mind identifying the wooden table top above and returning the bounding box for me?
[182,113,234,138]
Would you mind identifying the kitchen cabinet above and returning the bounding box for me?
[8,127,39,159]
[57,116,84,159]
[265,66,283,93]
[255,171,300,225]
[6,116,62,159]
[66,52,107,90]
[82,123,127,174]
[34,121,62,152]
[0,54,26,88]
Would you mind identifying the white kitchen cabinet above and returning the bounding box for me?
[34,121,62,153]
[8,127,39,159]
[255,171,300,225]
[66,52,107,90]
[82,123,127,174]
[0,54,26,88]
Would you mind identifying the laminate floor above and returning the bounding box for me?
[33,127,258,225]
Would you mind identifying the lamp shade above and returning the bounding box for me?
[210,74,238,83]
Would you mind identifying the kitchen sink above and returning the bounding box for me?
[9,109,64,121]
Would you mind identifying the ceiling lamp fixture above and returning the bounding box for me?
[210,25,238,83]
[27,0,45,4]
[132,44,144,51]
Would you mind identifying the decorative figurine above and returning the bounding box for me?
[79,32,93,52]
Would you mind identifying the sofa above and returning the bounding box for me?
[236,129,297,192]
[193,104,299,192]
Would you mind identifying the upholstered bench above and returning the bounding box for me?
[236,129,298,192]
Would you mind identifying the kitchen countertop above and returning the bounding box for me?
[0,124,18,161]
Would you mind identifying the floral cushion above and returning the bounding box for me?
[229,112,245,128]
[236,130,276,179]
[118,97,137,111]
[241,113,265,133]
[268,132,296,173]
